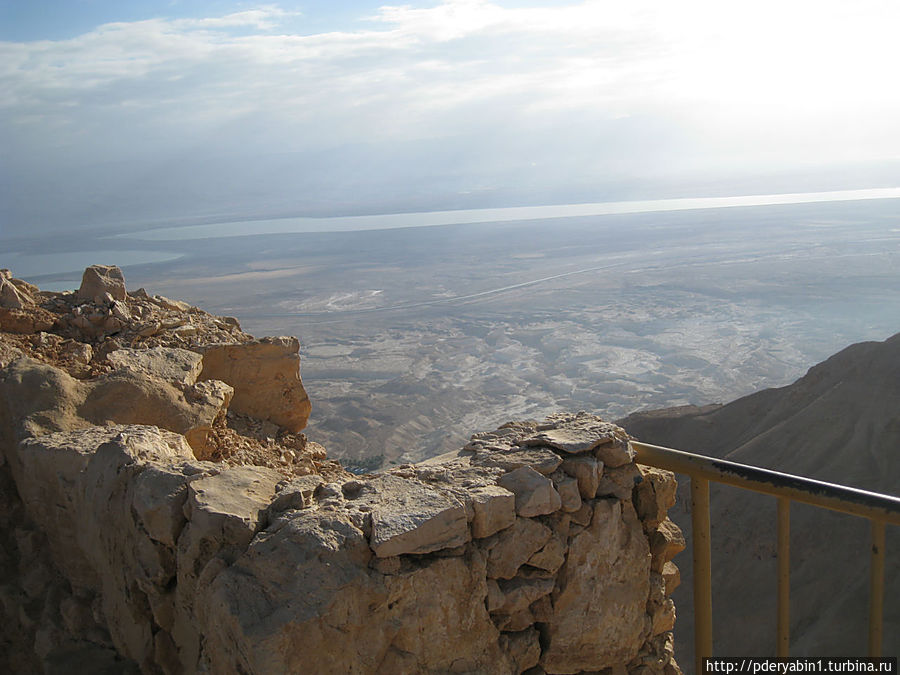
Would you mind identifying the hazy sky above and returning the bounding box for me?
[2,1,900,234]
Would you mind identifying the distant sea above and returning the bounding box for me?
[124,187,900,241]
[6,186,900,289]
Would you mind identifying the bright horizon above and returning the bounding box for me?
[3,1,900,236]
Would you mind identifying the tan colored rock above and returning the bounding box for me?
[596,462,643,501]
[0,307,54,334]
[634,465,678,530]
[569,500,593,527]
[523,416,624,454]
[131,464,194,548]
[366,475,470,557]
[199,337,311,432]
[469,484,516,538]
[470,446,562,475]
[486,578,505,612]
[497,466,561,517]
[267,474,325,513]
[107,347,204,387]
[493,575,555,615]
[0,276,32,309]
[0,357,90,438]
[495,609,535,632]
[540,499,650,673]
[527,529,567,574]
[199,514,516,674]
[484,516,552,579]
[0,341,23,368]
[649,518,685,573]
[154,295,192,312]
[81,369,232,456]
[1,354,231,456]
[594,439,636,468]
[173,464,282,665]
[62,340,93,365]
[662,560,681,595]
[76,265,127,303]
[561,454,603,499]
[651,599,676,635]
[181,465,281,560]
[551,470,582,512]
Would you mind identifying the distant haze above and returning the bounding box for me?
[3,0,900,236]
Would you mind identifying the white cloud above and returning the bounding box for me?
[2,0,899,212]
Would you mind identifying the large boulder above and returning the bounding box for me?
[76,265,127,303]
[199,337,311,432]
[0,356,231,455]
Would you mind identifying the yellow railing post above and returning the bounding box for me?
[692,476,713,674]
[776,497,791,656]
[868,518,886,656]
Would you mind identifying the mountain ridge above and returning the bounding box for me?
[620,331,900,659]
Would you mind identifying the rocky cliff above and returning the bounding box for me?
[0,267,682,674]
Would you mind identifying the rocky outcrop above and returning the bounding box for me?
[198,337,311,432]
[0,268,682,674]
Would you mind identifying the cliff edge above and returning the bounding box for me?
[0,266,682,674]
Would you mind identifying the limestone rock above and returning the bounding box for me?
[107,347,204,388]
[651,599,676,635]
[634,465,678,530]
[497,466,561,517]
[595,439,637,468]
[540,499,650,672]
[268,474,325,513]
[523,415,624,454]
[551,470,582,512]
[493,575,555,615]
[649,519,685,573]
[176,465,282,638]
[0,293,684,675]
[1,355,231,456]
[662,560,681,595]
[596,463,643,501]
[0,341,23,369]
[76,265,127,303]
[199,337,311,432]
[527,528,568,574]
[131,464,193,548]
[470,446,562,475]
[365,475,470,557]
[0,276,32,309]
[469,484,516,538]
[199,513,515,674]
[561,454,603,499]
[81,369,232,456]
[484,517,552,579]
[153,295,192,312]
[0,306,54,334]
[0,357,89,439]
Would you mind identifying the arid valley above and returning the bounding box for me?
[12,197,900,471]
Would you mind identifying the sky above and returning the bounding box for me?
[2,0,900,235]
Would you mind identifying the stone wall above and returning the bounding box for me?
[0,267,684,674]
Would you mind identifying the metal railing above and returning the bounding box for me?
[631,441,900,674]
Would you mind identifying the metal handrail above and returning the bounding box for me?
[631,441,900,673]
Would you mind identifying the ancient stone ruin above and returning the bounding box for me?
[0,266,683,673]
